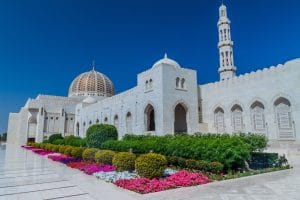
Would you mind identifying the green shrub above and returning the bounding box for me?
[39,143,46,149]
[45,144,53,151]
[53,139,65,145]
[112,152,136,171]
[86,124,118,148]
[63,135,86,147]
[95,150,116,165]
[102,134,251,170]
[51,145,60,152]
[135,153,167,179]
[236,133,268,152]
[71,147,85,159]
[48,134,63,144]
[82,148,98,162]
[59,145,67,154]
[208,161,224,174]
[186,159,198,169]
[64,146,73,156]
[197,160,210,171]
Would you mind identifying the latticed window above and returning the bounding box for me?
[214,107,225,133]
[231,105,243,132]
[251,101,265,133]
[274,97,294,139]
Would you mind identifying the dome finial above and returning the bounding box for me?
[164,53,168,59]
[92,60,96,71]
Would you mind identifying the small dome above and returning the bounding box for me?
[152,54,181,69]
[69,69,115,97]
[83,96,97,104]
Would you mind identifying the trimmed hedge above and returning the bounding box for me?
[48,134,63,144]
[64,146,73,156]
[71,147,85,159]
[95,150,115,165]
[102,134,255,170]
[59,145,67,154]
[86,124,118,148]
[135,153,167,179]
[82,148,98,162]
[112,152,136,171]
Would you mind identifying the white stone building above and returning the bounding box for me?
[7,4,300,146]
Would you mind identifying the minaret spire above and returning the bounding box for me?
[217,3,236,81]
[92,60,96,71]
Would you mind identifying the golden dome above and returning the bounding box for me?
[68,69,115,97]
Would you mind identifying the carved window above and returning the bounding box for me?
[231,105,243,132]
[176,77,180,88]
[214,107,225,133]
[251,101,265,132]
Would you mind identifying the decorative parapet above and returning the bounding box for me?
[201,58,299,89]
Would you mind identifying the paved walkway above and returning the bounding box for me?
[1,145,299,200]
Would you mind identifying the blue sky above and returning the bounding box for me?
[0,0,300,133]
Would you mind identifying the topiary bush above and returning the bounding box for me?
[95,150,116,165]
[45,144,53,151]
[82,148,98,162]
[208,161,224,174]
[39,143,46,149]
[71,147,85,159]
[112,152,136,171]
[64,146,73,156]
[59,145,67,154]
[48,134,63,144]
[86,124,118,148]
[135,153,167,179]
[51,145,60,152]
[53,139,65,145]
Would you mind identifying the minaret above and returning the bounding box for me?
[217,4,236,81]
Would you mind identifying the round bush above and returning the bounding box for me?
[112,152,136,171]
[135,153,167,179]
[82,148,98,162]
[95,150,115,165]
[208,161,224,174]
[45,144,53,151]
[39,143,46,149]
[51,145,60,152]
[53,139,65,145]
[64,146,73,156]
[48,134,63,144]
[71,147,85,159]
[59,145,67,154]
[86,124,118,148]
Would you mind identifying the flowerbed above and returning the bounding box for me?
[22,145,212,194]
[114,170,210,194]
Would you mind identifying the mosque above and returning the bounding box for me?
[7,4,300,146]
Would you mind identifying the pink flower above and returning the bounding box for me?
[114,170,210,194]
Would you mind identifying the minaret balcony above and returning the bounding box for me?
[218,41,233,48]
[218,66,237,73]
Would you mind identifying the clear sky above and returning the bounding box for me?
[0,0,300,133]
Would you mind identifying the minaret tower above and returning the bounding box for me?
[217,3,236,81]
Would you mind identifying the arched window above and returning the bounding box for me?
[149,79,153,88]
[104,117,108,124]
[274,97,294,139]
[181,78,185,89]
[220,30,223,41]
[231,105,243,132]
[145,80,148,90]
[145,104,155,131]
[89,120,92,125]
[76,122,80,136]
[96,119,99,124]
[113,115,119,130]
[214,107,225,133]
[221,52,224,66]
[174,103,187,133]
[176,77,180,88]
[251,101,266,133]
[126,112,132,133]
[224,29,227,40]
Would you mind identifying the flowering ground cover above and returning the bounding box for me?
[22,145,211,194]
[114,170,210,194]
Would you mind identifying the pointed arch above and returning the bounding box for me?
[144,104,155,131]
[231,104,243,132]
[274,97,294,139]
[250,101,266,134]
[126,112,132,133]
[76,122,80,136]
[214,107,225,133]
[174,103,187,133]
[113,115,119,130]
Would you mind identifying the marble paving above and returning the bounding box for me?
[1,145,300,200]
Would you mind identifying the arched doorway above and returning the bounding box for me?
[145,104,155,131]
[27,116,37,142]
[274,97,294,139]
[174,103,187,133]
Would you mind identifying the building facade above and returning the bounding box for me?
[7,4,300,145]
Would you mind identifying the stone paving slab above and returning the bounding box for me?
[1,145,300,200]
